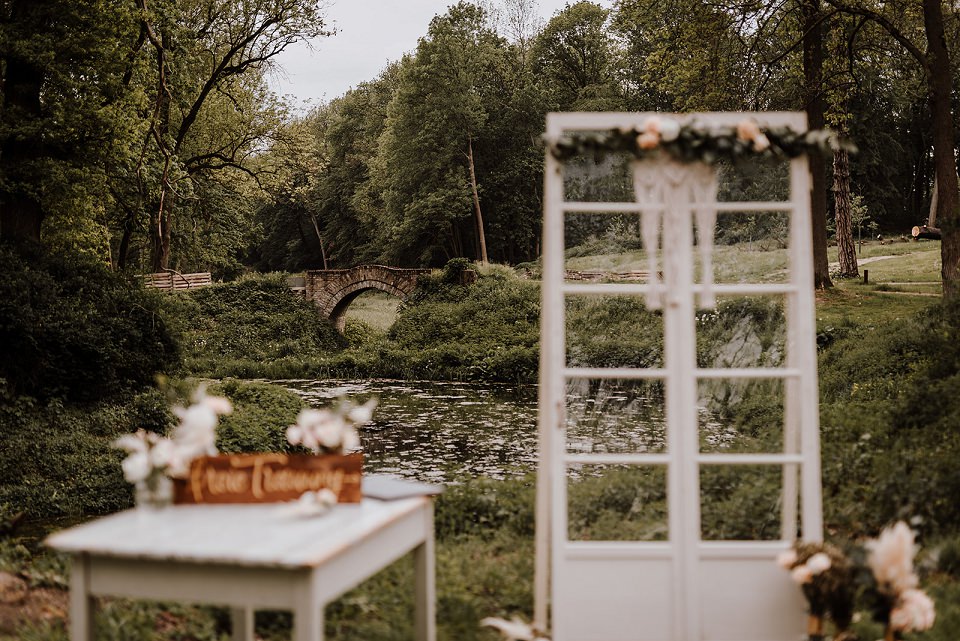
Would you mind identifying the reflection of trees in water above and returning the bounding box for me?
[565,378,667,454]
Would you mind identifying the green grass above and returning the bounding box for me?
[343,290,401,331]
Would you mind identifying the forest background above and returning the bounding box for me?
[2,0,959,290]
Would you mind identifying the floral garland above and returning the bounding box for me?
[545,115,855,164]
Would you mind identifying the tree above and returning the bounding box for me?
[0,0,140,249]
[370,3,507,265]
[532,2,620,110]
[133,0,330,272]
[822,0,960,299]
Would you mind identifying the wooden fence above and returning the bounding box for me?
[142,272,212,291]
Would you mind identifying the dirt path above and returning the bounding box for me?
[828,254,899,270]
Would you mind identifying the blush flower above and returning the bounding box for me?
[791,564,813,584]
[890,588,936,632]
[637,131,660,150]
[867,521,919,593]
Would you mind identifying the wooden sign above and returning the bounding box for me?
[173,453,362,504]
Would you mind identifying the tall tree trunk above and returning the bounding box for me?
[466,135,488,264]
[923,0,960,300]
[802,0,833,289]
[308,213,329,269]
[833,148,858,278]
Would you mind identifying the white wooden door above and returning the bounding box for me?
[537,112,821,641]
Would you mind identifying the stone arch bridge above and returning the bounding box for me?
[304,265,432,331]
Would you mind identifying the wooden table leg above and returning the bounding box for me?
[69,554,95,641]
[231,607,254,641]
[293,579,324,641]
[414,504,436,641]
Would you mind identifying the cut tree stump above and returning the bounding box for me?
[912,225,942,240]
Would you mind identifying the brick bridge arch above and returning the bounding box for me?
[305,265,432,332]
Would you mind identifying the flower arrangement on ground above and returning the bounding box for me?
[780,521,936,641]
[778,542,856,640]
[861,522,936,640]
[113,386,232,508]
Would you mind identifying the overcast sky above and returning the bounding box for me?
[269,0,613,108]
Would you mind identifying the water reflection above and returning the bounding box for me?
[280,379,539,484]
[279,378,744,484]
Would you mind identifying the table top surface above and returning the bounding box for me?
[45,496,429,569]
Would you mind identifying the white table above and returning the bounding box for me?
[46,497,436,641]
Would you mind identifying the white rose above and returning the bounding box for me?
[806,552,832,575]
[659,118,681,142]
[121,452,151,483]
[776,549,798,569]
[175,404,218,434]
[347,399,377,425]
[202,395,233,415]
[286,424,304,446]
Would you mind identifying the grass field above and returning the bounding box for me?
[343,290,402,330]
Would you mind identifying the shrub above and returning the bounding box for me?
[0,244,180,402]
[167,273,345,376]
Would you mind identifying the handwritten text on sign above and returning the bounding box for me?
[173,453,362,504]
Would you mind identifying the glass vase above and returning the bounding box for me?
[135,473,173,510]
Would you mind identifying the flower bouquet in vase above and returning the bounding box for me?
[114,387,232,510]
[169,397,376,507]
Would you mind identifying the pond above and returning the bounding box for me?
[278,378,716,485]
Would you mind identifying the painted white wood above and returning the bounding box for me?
[561,202,793,213]
[539,111,822,641]
[231,607,254,641]
[47,498,436,641]
[69,554,93,641]
[414,503,437,641]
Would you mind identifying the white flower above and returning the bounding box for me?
[867,521,919,593]
[202,394,233,416]
[316,420,347,449]
[481,616,549,641]
[341,427,361,452]
[753,132,770,152]
[776,549,798,569]
[290,489,339,517]
[890,588,935,632]
[288,401,371,454]
[174,403,218,435]
[286,424,304,445]
[149,438,176,468]
[791,564,813,584]
[121,452,151,483]
[113,432,148,455]
[659,118,681,142]
[347,399,377,425]
[807,552,832,575]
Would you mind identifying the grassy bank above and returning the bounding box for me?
[5,243,960,638]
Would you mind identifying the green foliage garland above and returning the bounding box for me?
[546,122,855,164]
